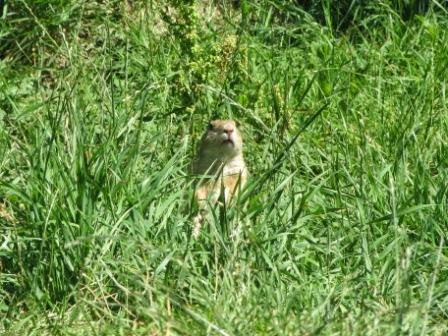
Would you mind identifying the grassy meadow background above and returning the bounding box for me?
[1,0,447,334]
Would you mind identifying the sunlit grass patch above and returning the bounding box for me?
[1,1,447,335]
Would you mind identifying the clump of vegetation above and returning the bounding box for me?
[1,1,447,335]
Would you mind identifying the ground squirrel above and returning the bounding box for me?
[192,119,248,237]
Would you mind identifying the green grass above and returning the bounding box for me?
[1,1,447,335]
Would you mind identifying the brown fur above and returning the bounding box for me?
[192,120,248,237]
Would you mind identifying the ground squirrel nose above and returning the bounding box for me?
[223,127,234,135]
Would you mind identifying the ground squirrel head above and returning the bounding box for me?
[199,119,243,160]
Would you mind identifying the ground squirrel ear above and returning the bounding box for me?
[234,119,241,127]
[207,121,214,130]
